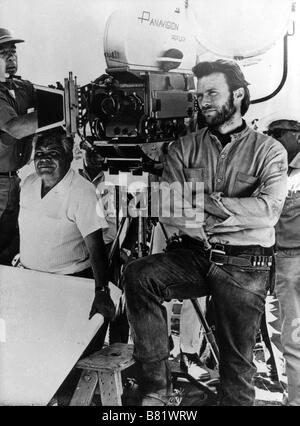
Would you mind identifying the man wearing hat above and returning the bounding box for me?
[0,28,37,265]
[268,119,300,405]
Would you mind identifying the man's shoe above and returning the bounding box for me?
[122,378,143,406]
[180,351,210,380]
[142,389,183,406]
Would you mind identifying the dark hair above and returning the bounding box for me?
[35,128,74,163]
[192,59,250,116]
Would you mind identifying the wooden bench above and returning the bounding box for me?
[70,343,135,406]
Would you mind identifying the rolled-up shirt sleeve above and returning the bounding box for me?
[206,145,288,233]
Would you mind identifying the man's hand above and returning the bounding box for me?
[204,212,224,230]
[204,193,229,219]
[89,287,116,322]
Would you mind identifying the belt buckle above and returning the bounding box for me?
[209,248,226,265]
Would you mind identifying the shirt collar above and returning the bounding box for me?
[289,152,300,169]
[41,167,74,195]
[79,168,104,185]
[209,121,250,144]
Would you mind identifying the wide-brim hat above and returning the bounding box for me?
[0,28,24,46]
[268,119,300,133]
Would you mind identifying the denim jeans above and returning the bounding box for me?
[276,249,300,406]
[123,241,270,406]
[0,176,20,265]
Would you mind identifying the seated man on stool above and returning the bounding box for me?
[18,128,115,321]
[122,60,288,406]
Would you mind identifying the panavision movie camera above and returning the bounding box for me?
[34,5,197,171]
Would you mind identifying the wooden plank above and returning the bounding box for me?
[98,370,123,406]
[77,343,134,372]
[0,266,121,406]
[69,369,98,406]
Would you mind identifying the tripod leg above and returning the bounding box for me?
[109,295,129,344]
[108,217,128,267]
[191,298,220,365]
[159,222,169,242]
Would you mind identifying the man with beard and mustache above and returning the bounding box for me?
[122,60,288,406]
[0,28,37,265]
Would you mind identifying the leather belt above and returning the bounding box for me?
[0,171,18,177]
[166,235,274,268]
[176,235,274,256]
[209,249,273,268]
[207,242,274,257]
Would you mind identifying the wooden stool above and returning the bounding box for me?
[70,343,135,406]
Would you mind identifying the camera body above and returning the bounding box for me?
[81,69,194,143]
[79,6,196,143]
[34,3,197,169]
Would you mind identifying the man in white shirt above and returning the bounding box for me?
[19,128,115,320]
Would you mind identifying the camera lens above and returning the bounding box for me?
[101,96,118,116]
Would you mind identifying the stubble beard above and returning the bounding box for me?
[203,93,236,129]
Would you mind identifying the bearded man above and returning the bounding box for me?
[122,60,288,406]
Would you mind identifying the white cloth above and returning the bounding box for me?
[19,168,108,274]
[180,298,206,354]
[287,168,300,192]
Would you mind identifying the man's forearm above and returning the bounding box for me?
[84,230,109,290]
[204,193,229,219]
[2,111,37,139]
[89,252,109,290]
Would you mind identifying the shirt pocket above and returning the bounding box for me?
[183,167,206,188]
[233,171,259,197]
[183,168,206,207]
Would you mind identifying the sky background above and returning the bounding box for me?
[0,0,299,128]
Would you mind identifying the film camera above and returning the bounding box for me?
[35,5,197,172]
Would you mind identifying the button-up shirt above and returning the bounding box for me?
[160,125,288,247]
[0,78,36,172]
[276,152,300,249]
